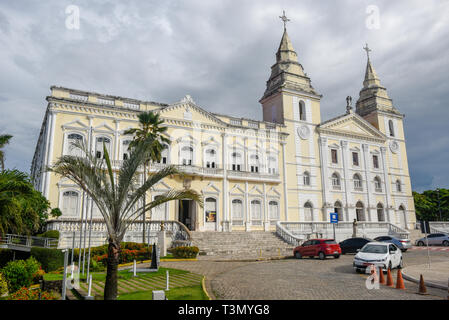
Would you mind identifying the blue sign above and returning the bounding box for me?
[330,213,338,223]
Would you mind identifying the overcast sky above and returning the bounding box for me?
[0,0,448,192]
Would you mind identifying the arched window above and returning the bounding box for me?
[398,205,406,228]
[269,200,279,220]
[231,199,243,220]
[205,197,217,223]
[396,180,402,192]
[374,176,382,192]
[334,201,343,221]
[62,191,79,217]
[181,146,193,166]
[304,202,313,221]
[205,149,217,168]
[249,154,260,173]
[388,120,395,137]
[303,171,311,186]
[267,156,277,174]
[332,173,341,188]
[152,195,167,220]
[231,152,242,171]
[377,203,385,222]
[299,101,306,121]
[356,201,365,221]
[353,174,362,190]
[157,144,169,164]
[95,137,111,159]
[250,199,262,221]
[122,139,132,160]
[67,133,84,157]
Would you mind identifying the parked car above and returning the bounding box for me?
[373,235,412,252]
[293,239,341,260]
[339,237,373,254]
[353,242,403,273]
[415,233,449,246]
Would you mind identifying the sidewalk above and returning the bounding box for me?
[402,261,449,290]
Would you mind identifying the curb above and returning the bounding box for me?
[402,270,449,291]
[199,255,291,263]
[201,276,212,300]
[119,258,198,268]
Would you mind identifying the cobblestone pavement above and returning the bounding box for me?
[161,249,449,300]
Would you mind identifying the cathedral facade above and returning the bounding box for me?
[30,25,416,234]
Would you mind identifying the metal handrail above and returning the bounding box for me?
[1,234,59,249]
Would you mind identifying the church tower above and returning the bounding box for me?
[355,44,404,139]
[260,12,322,125]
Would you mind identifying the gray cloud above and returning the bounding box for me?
[0,0,448,192]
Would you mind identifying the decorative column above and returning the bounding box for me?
[380,147,392,222]
[221,133,229,231]
[263,183,269,231]
[114,119,120,161]
[245,181,250,231]
[362,144,372,221]
[281,142,288,221]
[340,140,351,221]
[244,137,248,172]
[44,110,56,199]
[318,137,329,221]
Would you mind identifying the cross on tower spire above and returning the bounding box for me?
[363,43,372,60]
[279,10,290,30]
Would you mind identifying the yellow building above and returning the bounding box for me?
[30,23,416,246]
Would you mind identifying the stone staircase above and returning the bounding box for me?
[190,231,295,261]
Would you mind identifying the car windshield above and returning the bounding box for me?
[324,240,336,244]
[360,245,387,254]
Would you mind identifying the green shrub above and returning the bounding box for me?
[0,272,8,296]
[170,246,199,259]
[30,247,64,272]
[1,257,41,293]
[0,249,30,268]
[37,230,60,239]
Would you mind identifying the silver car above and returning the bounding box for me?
[415,233,449,246]
[374,235,412,251]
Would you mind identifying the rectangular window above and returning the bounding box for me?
[373,155,379,169]
[352,152,359,166]
[331,149,338,164]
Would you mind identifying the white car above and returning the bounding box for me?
[353,242,403,273]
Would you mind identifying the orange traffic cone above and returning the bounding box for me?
[379,267,386,285]
[386,268,394,287]
[417,274,428,295]
[396,269,405,290]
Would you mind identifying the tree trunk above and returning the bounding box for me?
[104,238,120,300]
[142,163,147,244]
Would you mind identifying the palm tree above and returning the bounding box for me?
[0,170,35,236]
[124,112,170,243]
[47,137,202,300]
[0,134,13,171]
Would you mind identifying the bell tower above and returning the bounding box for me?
[260,11,322,125]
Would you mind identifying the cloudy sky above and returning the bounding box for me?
[0,0,448,192]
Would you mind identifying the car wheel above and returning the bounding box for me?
[398,258,403,269]
[443,240,449,247]
[334,255,340,259]
[417,241,424,246]
[294,251,302,259]
[318,252,325,260]
[355,268,362,274]
[388,261,392,271]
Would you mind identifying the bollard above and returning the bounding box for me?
[166,270,169,291]
[133,260,137,277]
[85,275,94,300]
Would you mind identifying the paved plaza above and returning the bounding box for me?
[161,248,449,300]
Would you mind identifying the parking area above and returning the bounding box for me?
[161,249,449,300]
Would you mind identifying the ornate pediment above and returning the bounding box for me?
[318,113,386,142]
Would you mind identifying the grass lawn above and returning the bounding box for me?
[117,285,208,300]
[43,267,188,282]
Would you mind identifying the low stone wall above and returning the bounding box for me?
[42,280,63,293]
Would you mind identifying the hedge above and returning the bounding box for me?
[1,257,41,293]
[30,248,65,272]
[37,230,60,239]
[170,246,199,259]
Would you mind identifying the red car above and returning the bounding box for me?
[293,239,342,260]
